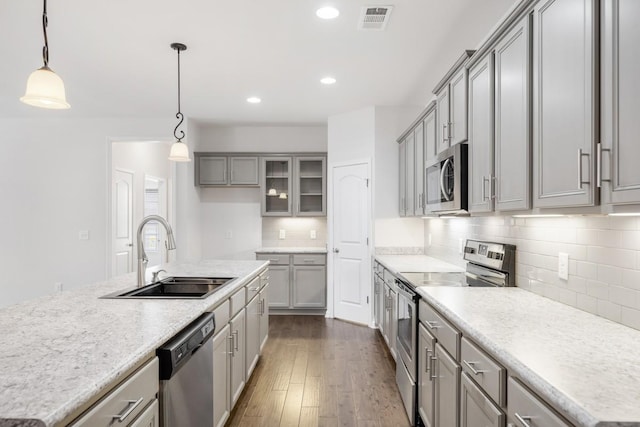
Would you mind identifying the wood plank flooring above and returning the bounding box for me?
[227,315,410,427]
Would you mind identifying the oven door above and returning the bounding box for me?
[395,280,417,380]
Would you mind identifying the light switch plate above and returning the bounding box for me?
[558,252,569,280]
[310,230,317,239]
[78,230,89,240]
[279,229,286,239]
[225,230,233,239]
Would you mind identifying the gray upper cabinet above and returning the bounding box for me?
[436,87,451,154]
[601,0,640,205]
[414,122,425,216]
[532,0,597,208]
[424,106,437,162]
[295,157,326,216]
[198,156,228,186]
[468,15,531,214]
[405,132,416,217]
[261,157,293,216]
[399,137,408,216]
[195,153,259,187]
[229,157,259,185]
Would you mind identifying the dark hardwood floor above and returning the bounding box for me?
[227,315,411,427]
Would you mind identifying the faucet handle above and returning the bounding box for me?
[151,269,167,283]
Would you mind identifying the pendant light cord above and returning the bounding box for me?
[173,47,185,142]
[41,0,49,68]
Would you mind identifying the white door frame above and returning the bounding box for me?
[105,138,176,279]
[326,157,374,327]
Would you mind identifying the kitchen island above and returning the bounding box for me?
[0,259,267,427]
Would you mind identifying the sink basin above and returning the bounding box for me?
[102,276,236,299]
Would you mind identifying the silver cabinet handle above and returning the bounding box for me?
[443,124,448,144]
[463,360,487,376]
[112,397,144,423]
[429,356,437,380]
[269,259,279,262]
[425,320,440,330]
[232,330,239,351]
[597,142,612,188]
[261,298,266,315]
[578,148,590,188]
[425,348,432,374]
[514,413,533,427]
[482,176,490,201]
[249,287,260,291]
[227,335,235,355]
[303,259,315,263]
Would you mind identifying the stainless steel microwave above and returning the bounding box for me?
[425,143,468,214]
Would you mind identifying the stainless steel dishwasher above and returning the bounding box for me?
[157,312,216,427]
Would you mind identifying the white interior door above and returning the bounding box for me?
[112,169,134,276]
[332,161,371,325]
[143,176,168,268]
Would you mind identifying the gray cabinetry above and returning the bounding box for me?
[399,137,408,216]
[435,343,460,427]
[532,0,597,208]
[468,16,531,214]
[405,132,416,216]
[195,154,259,187]
[295,157,326,216]
[262,157,293,216]
[245,278,261,379]
[129,400,159,427]
[436,85,451,154]
[460,373,504,427]
[293,264,326,308]
[229,308,246,406]
[418,323,436,427]
[259,281,269,351]
[601,0,640,205]
[212,323,230,427]
[414,122,425,215]
[267,265,290,308]
[382,277,397,361]
[424,106,437,163]
[507,377,570,427]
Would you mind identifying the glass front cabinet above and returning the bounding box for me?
[295,157,326,216]
[261,157,293,216]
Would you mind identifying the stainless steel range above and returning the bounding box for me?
[394,239,516,426]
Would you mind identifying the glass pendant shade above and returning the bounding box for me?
[20,66,70,109]
[268,188,277,196]
[279,192,288,199]
[168,141,191,162]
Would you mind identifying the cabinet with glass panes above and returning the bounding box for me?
[261,157,292,216]
[295,157,326,216]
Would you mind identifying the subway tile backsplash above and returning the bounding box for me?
[423,216,640,331]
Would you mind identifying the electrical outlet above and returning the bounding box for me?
[78,230,89,240]
[310,230,317,239]
[225,230,233,239]
[558,252,569,280]
[54,282,63,293]
[279,229,286,239]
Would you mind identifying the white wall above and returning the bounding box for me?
[194,124,328,260]
[0,117,174,307]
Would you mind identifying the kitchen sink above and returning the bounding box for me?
[102,276,236,299]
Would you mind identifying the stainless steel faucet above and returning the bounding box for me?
[137,215,177,287]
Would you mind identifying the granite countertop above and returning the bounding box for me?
[375,254,464,274]
[0,260,267,427]
[417,286,640,427]
[256,247,327,254]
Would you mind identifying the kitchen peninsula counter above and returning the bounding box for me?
[417,286,640,427]
[0,260,267,427]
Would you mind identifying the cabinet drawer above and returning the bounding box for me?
[72,358,159,427]
[246,276,261,302]
[212,299,230,328]
[507,377,570,427]
[256,253,290,265]
[460,372,504,427]
[461,337,506,406]
[259,269,269,288]
[383,268,396,286]
[419,300,460,360]
[230,287,246,318]
[292,254,326,265]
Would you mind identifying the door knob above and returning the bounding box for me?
[333,248,340,253]
[127,243,133,247]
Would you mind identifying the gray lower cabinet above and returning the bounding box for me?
[418,323,436,427]
[266,265,290,308]
[374,269,385,330]
[293,265,326,308]
[259,282,269,351]
[507,377,570,427]
[601,0,640,205]
[245,292,260,379]
[382,281,397,360]
[129,399,159,427]
[212,323,231,427]
[229,308,246,406]
[532,0,597,208]
[460,373,504,427]
[435,343,460,427]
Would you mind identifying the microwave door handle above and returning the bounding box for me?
[440,158,452,202]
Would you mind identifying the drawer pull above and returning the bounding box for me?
[463,360,487,376]
[112,397,144,423]
[425,348,432,374]
[249,287,260,292]
[269,259,279,262]
[228,335,235,355]
[514,413,533,427]
[425,320,441,330]
[303,259,315,263]
[429,356,437,380]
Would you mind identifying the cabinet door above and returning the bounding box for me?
[460,373,504,427]
[259,283,269,351]
[374,274,383,329]
[199,156,228,185]
[382,284,391,348]
[435,344,460,427]
[414,122,425,216]
[424,108,437,162]
[295,157,327,216]
[437,88,451,153]
[267,265,290,308]
[229,309,246,406]
[495,15,531,211]
[532,0,597,208]
[245,294,260,379]
[292,265,326,308]
[450,68,469,145]
[399,140,407,216]
[418,324,436,427]
[212,324,231,427]
[601,0,640,204]
[507,377,570,427]
[389,287,397,361]
[130,400,159,427]
[261,157,293,216]
[229,157,259,185]
[405,132,415,216]
[468,53,495,214]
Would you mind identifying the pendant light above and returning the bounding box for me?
[168,42,191,162]
[20,0,70,109]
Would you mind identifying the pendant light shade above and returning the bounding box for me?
[21,0,70,109]
[168,42,191,162]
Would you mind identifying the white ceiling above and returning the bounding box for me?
[0,0,517,124]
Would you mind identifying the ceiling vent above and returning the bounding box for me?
[358,6,393,30]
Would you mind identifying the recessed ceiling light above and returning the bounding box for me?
[247,97,261,104]
[320,76,336,85]
[316,6,340,19]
